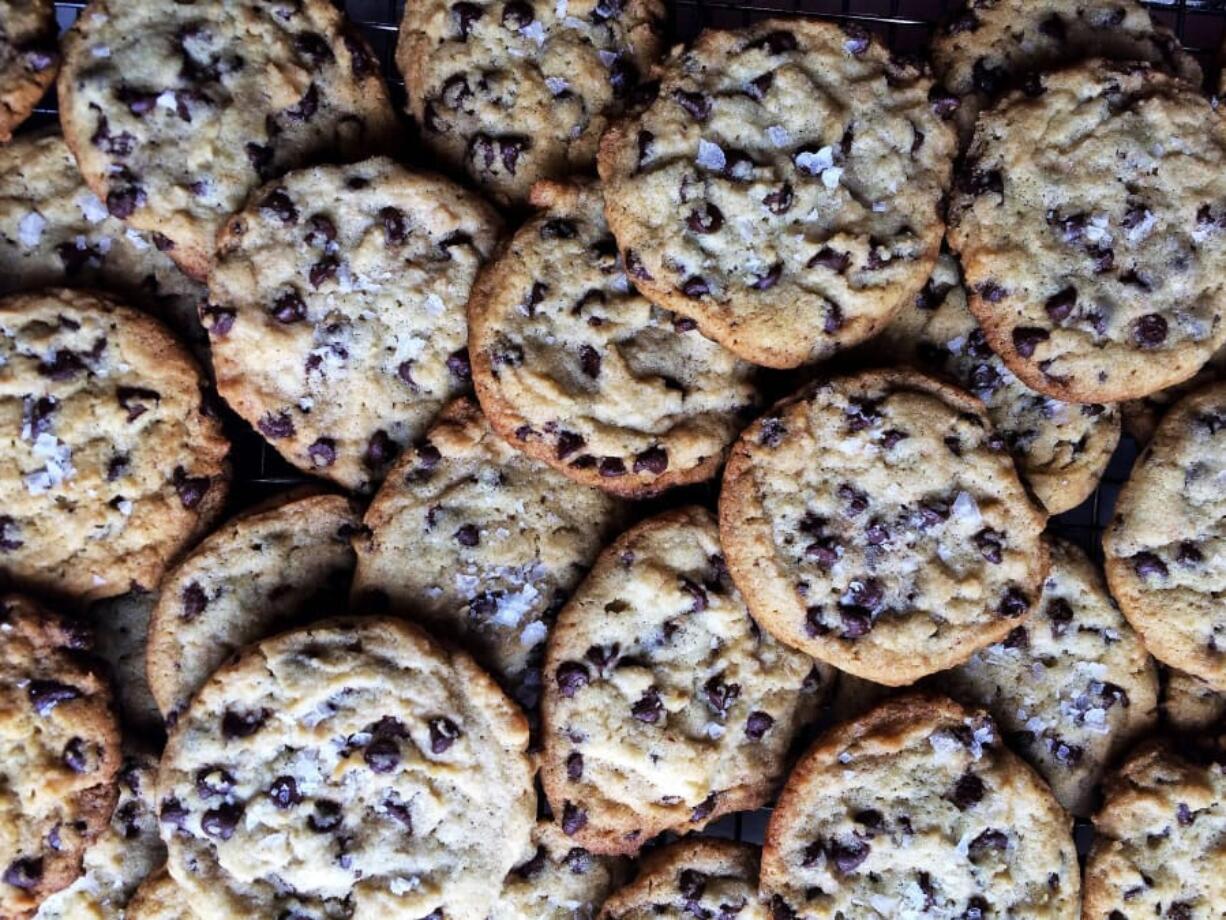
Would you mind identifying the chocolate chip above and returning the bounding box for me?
[309,256,338,288]
[454,524,480,547]
[608,56,639,98]
[378,206,409,246]
[1044,287,1076,323]
[364,429,399,469]
[838,483,868,516]
[1012,327,1049,358]
[308,438,336,468]
[1177,542,1203,567]
[556,431,586,460]
[929,87,961,119]
[691,792,718,821]
[686,203,723,234]
[598,457,626,478]
[173,466,211,509]
[763,183,793,214]
[271,291,307,324]
[28,681,81,716]
[829,838,870,873]
[974,528,1004,564]
[632,446,668,475]
[556,661,590,697]
[269,776,302,808]
[840,23,871,55]
[566,751,584,781]
[501,0,534,28]
[1133,314,1167,348]
[258,412,295,440]
[808,246,850,273]
[201,803,243,840]
[221,707,270,738]
[427,717,461,753]
[201,305,236,337]
[1047,598,1074,636]
[561,802,587,835]
[308,800,343,833]
[968,828,1008,856]
[445,348,471,382]
[61,738,88,773]
[751,263,783,291]
[631,688,663,723]
[579,345,601,378]
[451,1,483,38]
[181,583,208,621]
[260,189,298,225]
[3,858,42,891]
[1132,551,1168,580]
[672,89,711,120]
[952,773,985,809]
[998,588,1030,618]
[745,711,774,740]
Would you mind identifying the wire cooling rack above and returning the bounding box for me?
[34,0,1225,847]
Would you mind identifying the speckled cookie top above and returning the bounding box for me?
[932,0,1199,145]
[396,0,664,206]
[207,157,501,492]
[469,180,757,497]
[598,838,767,920]
[941,539,1158,816]
[1105,380,1226,692]
[0,595,120,920]
[719,369,1049,686]
[352,398,624,711]
[58,0,398,279]
[492,820,627,920]
[34,752,165,920]
[157,617,535,920]
[871,254,1120,514]
[598,17,956,369]
[541,507,828,855]
[0,288,229,602]
[948,61,1226,403]
[1084,744,1226,919]
[761,694,1080,920]
[0,131,207,352]
[147,492,360,722]
[0,0,58,142]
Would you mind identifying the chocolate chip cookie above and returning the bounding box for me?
[940,538,1159,815]
[147,491,360,722]
[1084,743,1226,919]
[871,254,1120,514]
[0,0,58,142]
[352,398,624,711]
[0,595,121,919]
[1105,380,1226,691]
[469,180,757,497]
[156,616,535,920]
[540,506,830,855]
[761,693,1080,919]
[719,369,1049,686]
[207,157,501,492]
[494,821,627,920]
[0,131,208,353]
[396,0,664,207]
[932,0,1200,146]
[0,288,230,602]
[598,18,956,369]
[598,838,766,919]
[34,752,165,920]
[948,61,1226,403]
[58,0,398,280]
[124,870,188,920]
[1164,667,1226,734]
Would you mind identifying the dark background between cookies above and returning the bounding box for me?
[26,0,1226,851]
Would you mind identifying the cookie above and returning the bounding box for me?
[1104,380,1226,691]
[156,616,534,920]
[939,538,1159,815]
[0,130,207,353]
[948,61,1226,404]
[352,398,624,710]
[870,253,1120,514]
[86,590,162,736]
[1164,667,1226,734]
[396,0,664,207]
[34,752,166,920]
[597,838,766,919]
[1122,343,1226,444]
[0,595,121,919]
[146,491,360,722]
[57,0,398,280]
[932,0,1200,146]
[1083,743,1226,919]
[468,180,757,497]
[597,18,956,369]
[207,157,502,492]
[719,369,1049,686]
[0,288,229,602]
[124,870,190,920]
[540,506,829,855]
[493,820,627,920]
[0,0,58,142]
[761,693,1080,919]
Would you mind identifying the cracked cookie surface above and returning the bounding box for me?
[598,17,956,368]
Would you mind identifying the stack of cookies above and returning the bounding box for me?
[0,0,1223,917]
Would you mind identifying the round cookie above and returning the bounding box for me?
[57,0,398,281]
[1164,667,1226,734]
[86,589,162,737]
[870,253,1120,514]
[396,0,664,207]
[124,870,191,920]
[939,538,1159,816]
[719,369,1049,686]
[493,821,627,920]
[0,288,229,602]
[598,838,767,919]
[469,180,757,497]
[207,157,501,492]
[947,61,1226,404]
[1084,744,1226,919]
[0,0,58,143]
[156,616,535,920]
[932,0,1199,146]
[540,506,829,855]
[1104,380,1226,691]
[34,752,166,920]
[352,398,624,710]
[1122,343,1226,445]
[761,693,1081,919]
[597,18,957,369]
[0,131,207,353]
[0,595,121,919]
[147,491,360,722]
